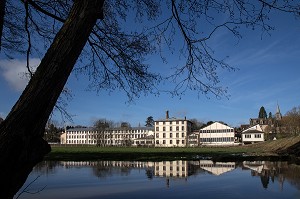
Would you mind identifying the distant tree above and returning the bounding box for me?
[0,117,3,124]
[93,118,113,146]
[120,122,131,128]
[43,121,61,143]
[200,121,214,129]
[189,118,204,131]
[145,116,154,127]
[281,106,300,135]
[268,112,273,119]
[258,106,268,119]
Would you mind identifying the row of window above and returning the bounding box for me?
[157,166,186,172]
[156,140,185,145]
[156,126,185,132]
[67,134,146,139]
[67,130,150,134]
[158,173,186,177]
[156,121,185,125]
[66,140,135,144]
[200,129,234,133]
[156,132,185,138]
[134,141,153,145]
[199,137,234,143]
[199,164,235,168]
[244,134,262,138]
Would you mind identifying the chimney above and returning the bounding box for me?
[166,110,169,120]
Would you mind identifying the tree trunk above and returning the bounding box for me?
[0,0,104,198]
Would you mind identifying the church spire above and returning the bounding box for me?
[275,102,282,120]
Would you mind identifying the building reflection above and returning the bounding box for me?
[42,159,300,190]
[242,161,289,190]
[197,160,236,175]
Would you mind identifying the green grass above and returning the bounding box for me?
[44,136,300,162]
[45,145,267,162]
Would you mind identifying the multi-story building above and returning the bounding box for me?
[199,122,235,146]
[155,160,188,178]
[154,111,192,147]
[60,126,154,146]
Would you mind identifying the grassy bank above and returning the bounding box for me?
[45,136,300,162]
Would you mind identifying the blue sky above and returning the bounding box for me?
[1,6,300,128]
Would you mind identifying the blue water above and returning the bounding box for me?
[15,160,300,199]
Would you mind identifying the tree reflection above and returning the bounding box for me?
[22,159,300,195]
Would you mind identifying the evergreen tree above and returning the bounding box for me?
[258,106,268,119]
[145,116,154,127]
[268,112,273,119]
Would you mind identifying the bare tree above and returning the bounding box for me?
[0,0,300,197]
[93,118,114,146]
[281,106,300,135]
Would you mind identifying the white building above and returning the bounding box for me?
[241,124,264,144]
[199,160,236,175]
[60,126,154,146]
[154,111,192,147]
[199,122,235,146]
[155,160,188,178]
[188,132,199,146]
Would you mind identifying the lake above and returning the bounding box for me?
[15,160,300,199]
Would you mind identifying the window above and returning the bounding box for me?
[176,121,179,124]
[156,140,159,144]
[182,140,185,144]
[245,134,251,138]
[156,127,159,131]
[170,121,172,124]
[176,133,179,138]
[182,133,184,137]
[170,133,173,138]
[176,140,180,144]
[176,126,179,131]
[163,127,166,131]
[156,133,159,138]
[182,126,184,131]
[170,140,173,144]
[163,133,166,138]
[255,134,261,138]
[156,122,159,125]
[170,126,172,131]
[163,140,166,144]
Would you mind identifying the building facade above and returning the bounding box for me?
[154,111,192,147]
[60,126,154,146]
[241,124,264,144]
[199,122,235,146]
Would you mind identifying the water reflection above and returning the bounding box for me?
[17,160,300,199]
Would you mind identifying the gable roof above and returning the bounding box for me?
[242,124,263,133]
[201,122,233,130]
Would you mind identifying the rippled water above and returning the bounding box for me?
[15,160,300,199]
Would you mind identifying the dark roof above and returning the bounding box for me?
[242,130,264,134]
[155,118,192,122]
[66,126,154,132]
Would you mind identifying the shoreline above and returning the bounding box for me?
[44,145,299,163]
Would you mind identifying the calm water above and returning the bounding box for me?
[15,160,300,199]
